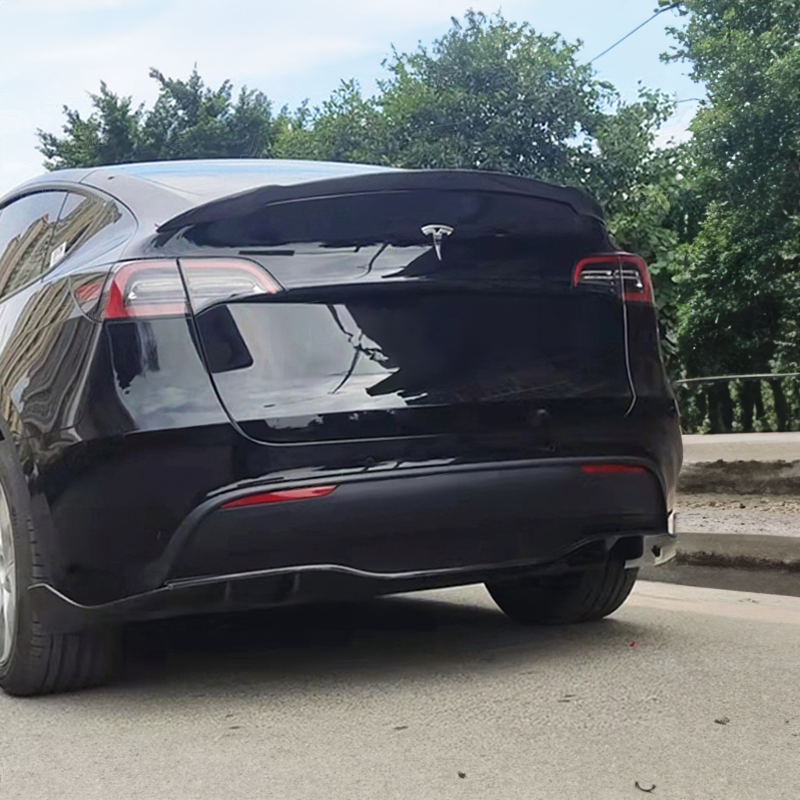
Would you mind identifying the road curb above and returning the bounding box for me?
[673,532,800,571]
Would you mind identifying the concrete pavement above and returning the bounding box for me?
[682,432,800,463]
[0,582,798,800]
[676,433,799,574]
[641,562,800,597]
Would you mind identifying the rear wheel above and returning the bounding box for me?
[486,558,638,625]
[0,443,118,697]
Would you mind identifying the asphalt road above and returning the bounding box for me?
[1,581,799,800]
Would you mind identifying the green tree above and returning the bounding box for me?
[38,68,278,168]
[374,11,605,183]
[37,82,142,168]
[663,0,800,382]
[274,80,384,163]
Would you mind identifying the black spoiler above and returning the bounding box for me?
[156,169,604,233]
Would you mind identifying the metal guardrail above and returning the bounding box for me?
[674,372,800,385]
[673,372,800,433]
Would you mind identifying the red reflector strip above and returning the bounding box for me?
[221,485,336,509]
[581,464,647,475]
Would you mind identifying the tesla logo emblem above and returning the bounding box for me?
[421,224,453,261]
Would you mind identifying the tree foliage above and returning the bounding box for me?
[375,12,605,182]
[38,68,278,168]
[273,80,383,164]
[38,83,142,168]
[663,0,800,379]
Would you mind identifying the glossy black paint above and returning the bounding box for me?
[0,160,682,622]
[197,291,633,443]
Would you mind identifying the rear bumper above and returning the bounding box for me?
[29,457,675,631]
[30,533,676,633]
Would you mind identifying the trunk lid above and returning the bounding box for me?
[177,184,633,443]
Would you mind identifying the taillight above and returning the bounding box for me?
[572,254,653,304]
[71,257,281,321]
[104,260,189,319]
[179,258,281,313]
[220,485,336,509]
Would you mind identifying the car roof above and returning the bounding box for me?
[4,159,391,203]
[0,159,397,234]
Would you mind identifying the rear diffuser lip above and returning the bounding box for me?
[28,532,674,633]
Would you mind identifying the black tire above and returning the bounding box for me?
[486,558,638,625]
[0,438,118,697]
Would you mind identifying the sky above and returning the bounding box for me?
[0,0,703,195]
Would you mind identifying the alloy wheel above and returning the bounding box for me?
[0,482,17,664]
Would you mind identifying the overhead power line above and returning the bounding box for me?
[589,1,683,63]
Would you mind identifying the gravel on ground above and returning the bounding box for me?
[676,493,800,537]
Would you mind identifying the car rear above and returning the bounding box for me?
[34,165,681,633]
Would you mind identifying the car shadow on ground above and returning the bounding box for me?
[113,586,652,693]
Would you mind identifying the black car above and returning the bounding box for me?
[0,159,681,695]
